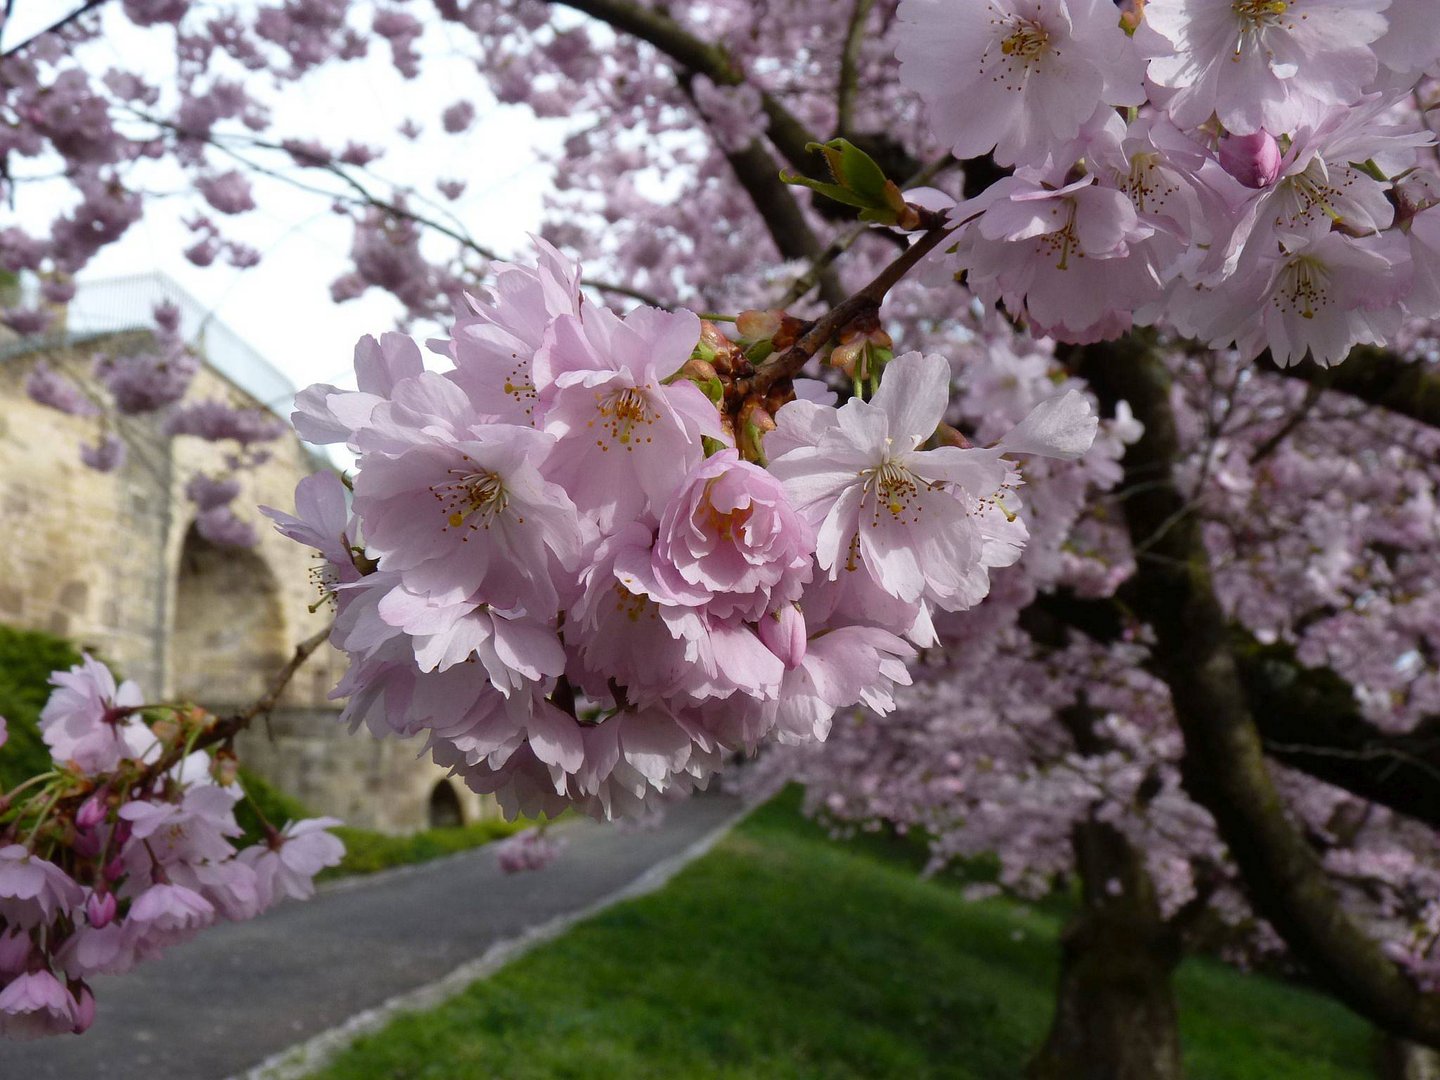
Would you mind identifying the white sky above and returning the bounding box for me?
[2,2,566,395]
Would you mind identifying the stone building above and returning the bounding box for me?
[0,274,489,833]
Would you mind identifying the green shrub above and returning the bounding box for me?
[0,623,82,788]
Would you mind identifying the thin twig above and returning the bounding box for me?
[738,223,954,399]
[777,155,956,308]
[1,0,109,59]
[835,0,877,139]
[130,623,332,792]
[1249,383,1323,465]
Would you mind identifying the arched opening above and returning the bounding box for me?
[171,523,287,708]
[428,780,465,829]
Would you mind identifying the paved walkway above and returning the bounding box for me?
[0,790,744,1080]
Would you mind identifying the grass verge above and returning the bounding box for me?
[306,789,1374,1080]
[321,818,527,881]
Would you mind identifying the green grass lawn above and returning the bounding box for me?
[307,790,1375,1080]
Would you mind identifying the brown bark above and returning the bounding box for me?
[1261,348,1440,433]
[1024,590,1440,832]
[1028,819,1185,1080]
[1379,1038,1440,1080]
[1071,334,1440,1048]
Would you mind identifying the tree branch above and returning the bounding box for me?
[835,0,877,140]
[1024,586,1440,833]
[0,0,107,59]
[1074,333,1440,1047]
[736,223,954,400]
[672,72,847,308]
[1261,347,1440,433]
[554,0,816,175]
[130,624,331,792]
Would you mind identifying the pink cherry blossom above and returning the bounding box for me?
[0,847,85,930]
[949,171,1163,342]
[1175,231,1413,366]
[126,883,216,937]
[352,374,586,614]
[437,238,584,426]
[532,304,727,530]
[896,0,1145,167]
[650,449,814,620]
[39,654,149,775]
[240,818,345,905]
[0,971,82,1040]
[770,351,1083,610]
[1141,0,1390,134]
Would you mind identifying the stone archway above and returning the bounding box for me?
[170,523,287,708]
[428,779,465,829]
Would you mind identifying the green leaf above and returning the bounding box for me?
[779,171,874,210]
[806,138,890,204]
[782,140,904,225]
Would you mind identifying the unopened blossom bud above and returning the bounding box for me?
[1219,130,1283,190]
[70,983,96,1034]
[737,399,776,464]
[86,890,117,929]
[212,750,239,787]
[697,319,731,358]
[736,308,784,342]
[0,928,32,972]
[674,357,719,386]
[829,340,864,377]
[103,855,126,883]
[150,716,180,744]
[76,790,109,830]
[73,828,104,859]
[759,604,807,670]
[936,423,973,449]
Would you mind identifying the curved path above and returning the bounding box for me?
[0,790,744,1080]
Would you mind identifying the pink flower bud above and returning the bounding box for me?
[828,340,863,377]
[0,929,33,974]
[103,855,126,883]
[76,791,108,830]
[86,891,117,929]
[70,983,96,1034]
[73,828,104,859]
[759,604,807,670]
[1219,130,1282,189]
[736,308,783,341]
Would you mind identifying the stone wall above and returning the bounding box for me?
[0,328,494,832]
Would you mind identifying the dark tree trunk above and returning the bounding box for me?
[1027,819,1185,1080]
[1379,1037,1440,1079]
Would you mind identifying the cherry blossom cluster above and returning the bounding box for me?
[494,828,564,874]
[276,241,1097,820]
[898,0,1440,365]
[22,300,284,546]
[0,656,343,1038]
